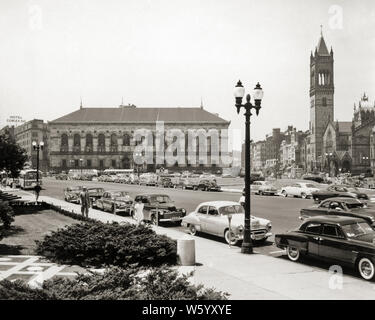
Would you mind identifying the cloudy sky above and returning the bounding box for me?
[0,0,374,149]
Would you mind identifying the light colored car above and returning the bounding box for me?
[181,201,272,245]
[251,181,278,196]
[95,190,133,214]
[281,182,320,199]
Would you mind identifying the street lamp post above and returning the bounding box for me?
[32,141,44,185]
[325,152,333,176]
[234,80,264,254]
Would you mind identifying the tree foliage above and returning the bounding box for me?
[0,134,28,178]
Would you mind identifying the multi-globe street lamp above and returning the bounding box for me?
[325,152,333,176]
[32,141,44,186]
[134,151,142,181]
[234,80,264,254]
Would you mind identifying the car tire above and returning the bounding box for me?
[286,245,300,262]
[301,192,307,199]
[188,224,197,236]
[282,190,287,197]
[358,257,375,281]
[224,229,238,246]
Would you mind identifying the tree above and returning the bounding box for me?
[0,134,28,178]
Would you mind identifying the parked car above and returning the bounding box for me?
[64,186,83,203]
[177,174,200,190]
[299,197,375,227]
[302,174,325,184]
[281,182,320,199]
[251,181,278,196]
[312,184,369,203]
[133,193,186,225]
[196,179,221,192]
[275,215,375,281]
[157,176,174,188]
[56,173,68,180]
[87,187,105,207]
[139,173,158,186]
[94,190,133,214]
[182,201,272,245]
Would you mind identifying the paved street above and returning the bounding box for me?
[39,177,315,257]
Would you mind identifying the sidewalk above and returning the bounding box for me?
[6,192,375,299]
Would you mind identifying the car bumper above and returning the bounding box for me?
[159,217,183,222]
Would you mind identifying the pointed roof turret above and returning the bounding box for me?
[316,25,330,56]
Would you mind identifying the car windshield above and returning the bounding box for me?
[112,191,129,197]
[342,222,375,238]
[152,195,172,203]
[218,205,244,215]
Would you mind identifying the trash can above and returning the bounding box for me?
[177,235,195,266]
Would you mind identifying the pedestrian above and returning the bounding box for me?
[134,198,144,225]
[34,184,42,203]
[80,186,90,218]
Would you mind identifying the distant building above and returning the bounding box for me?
[308,30,335,172]
[48,104,230,172]
[252,140,266,171]
[14,119,49,172]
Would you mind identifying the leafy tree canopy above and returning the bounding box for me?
[0,134,28,178]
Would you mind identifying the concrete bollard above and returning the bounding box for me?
[177,235,195,266]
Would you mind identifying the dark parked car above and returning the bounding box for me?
[312,184,369,203]
[275,216,375,280]
[303,175,325,183]
[87,187,105,207]
[94,190,133,214]
[196,179,221,192]
[64,186,83,203]
[157,176,174,188]
[133,194,186,225]
[300,197,375,227]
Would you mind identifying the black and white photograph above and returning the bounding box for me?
[0,0,375,308]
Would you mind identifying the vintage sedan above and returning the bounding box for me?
[64,186,83,203]
[182,201,272,245]
[299,197,375,227]
[133,194,186,225]
[311,184,369,203]
[196,179,221,192]
[281,182,320,199]
[157,176,174,188]
[275,216,375,281]
[87,187,105,207]
[252,181,278,196]
[94,190,133,214]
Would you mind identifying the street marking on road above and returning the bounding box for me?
[28,265,66,289]
[0,257,39,280]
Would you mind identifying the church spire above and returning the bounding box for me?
[80,97,83,109]
[316,25,329,56]
[200,97,204,109]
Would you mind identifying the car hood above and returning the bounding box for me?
[155,202,179,210]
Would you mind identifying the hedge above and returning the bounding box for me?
[35,221,177,268]
[0,266,229,300]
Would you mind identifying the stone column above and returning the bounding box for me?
[68,135,73,152]
[93,135,98,152]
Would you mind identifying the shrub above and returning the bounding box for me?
[35,221,177,268]
[0,266,229,300]
[0,201,14,234]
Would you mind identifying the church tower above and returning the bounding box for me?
[309,27,334,167]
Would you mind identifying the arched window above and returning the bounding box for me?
[123,133,130,146]
[98,133,105,152]
[86,134,93,152]
[110,133,118,152]
[61,133,68,152]
[73,133,81,152]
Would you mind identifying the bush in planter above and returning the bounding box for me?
[35,221,177,268]
[0,201,14,236]
[0,266,229,300]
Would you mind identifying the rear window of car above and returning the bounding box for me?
[219,205,244,215]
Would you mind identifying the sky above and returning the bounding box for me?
[0,0,375,150]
